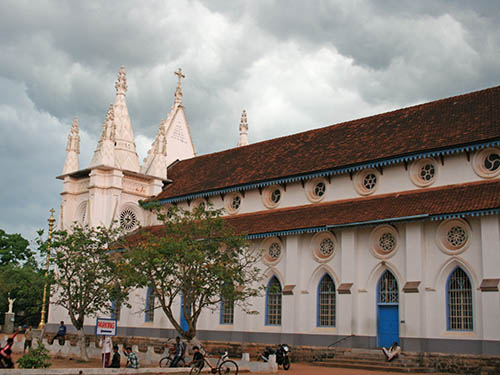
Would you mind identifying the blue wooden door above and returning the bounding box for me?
[180,294,189,332]
[377,305,399,347]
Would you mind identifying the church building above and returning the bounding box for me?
[49,67,500,355]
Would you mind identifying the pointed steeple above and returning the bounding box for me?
[237,110,249,147]
[90,104,116,168]
[141,119,168,179]
[174,68,185,106]
[62,117,80,174]
[112,66,140,172]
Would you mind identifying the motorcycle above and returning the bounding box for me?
[260,344,291,370]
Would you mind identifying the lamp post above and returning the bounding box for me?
[38,208,56,329]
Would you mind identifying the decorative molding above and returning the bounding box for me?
[338,283,353,294]
[282,285,295,295]
[480,279,500,292]
[403,281,421,293]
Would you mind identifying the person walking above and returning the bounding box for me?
[0,329,20,368]
[99,336,113,367]
[23,326,33,353]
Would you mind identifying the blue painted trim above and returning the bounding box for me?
[219,298,234,325]
[446,267,474,332]
[265,276,282,326]
[317,274,336,328]
[149,139,500,206]
[376,270,399,347]
[110,300,120,321]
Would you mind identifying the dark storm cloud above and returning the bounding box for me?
[0,0,499,241]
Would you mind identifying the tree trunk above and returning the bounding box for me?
[77,329,89,361]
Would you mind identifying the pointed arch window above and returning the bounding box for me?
[145,287,155,322]
[317,274,336,327]
[447,267,473,331]
[266,277,282,326]
[378,270,398,304]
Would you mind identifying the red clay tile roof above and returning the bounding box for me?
[134,180,500,241]
[156,85,500,201]
[224,180,500,235]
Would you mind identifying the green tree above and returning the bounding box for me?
[0,230,43,326]
[37,224,127,361]
[122,204,262,341]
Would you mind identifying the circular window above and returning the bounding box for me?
[306,178,328,203]
[410,158,438,187]
[262,185,284,209]
[261,237,284,265]
[120,208,138,231]
[354,169,380,196]
[436,219,472,255]
[310,232,337,263]
[472,147,500,178]
[369,225,399,259]
[225,193,243,214]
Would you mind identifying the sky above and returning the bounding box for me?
[0,0,499,244]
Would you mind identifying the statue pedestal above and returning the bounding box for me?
[4,312,15,333]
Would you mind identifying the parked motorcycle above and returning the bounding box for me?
[260,344,291,370]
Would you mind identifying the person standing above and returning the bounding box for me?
[0,329,19,368]
[109,345,121,368]
[99,336,113,367]
[23,326,33,353]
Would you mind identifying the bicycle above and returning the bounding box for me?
[159,338,186,368]
[189,349,238,375]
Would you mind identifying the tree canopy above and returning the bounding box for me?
[122,204,263,340]
[0,229,33,265]
[38,224,127,361]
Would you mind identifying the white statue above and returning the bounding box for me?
[7,296,15,314]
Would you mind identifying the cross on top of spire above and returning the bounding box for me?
[174,68,185,105]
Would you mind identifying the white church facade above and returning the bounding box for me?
[49,67,500,355]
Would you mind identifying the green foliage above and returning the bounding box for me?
[0,229,33,265]
[122,203,263,340]
[37,224,127,331]
[17,340,51,369]
[0,229,43,325]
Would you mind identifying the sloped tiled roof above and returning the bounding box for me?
[131,180,500,242]
[156,85,500,201]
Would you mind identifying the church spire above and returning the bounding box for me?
[174,68,185,106]
[140,119,168,179]
[62,117,80,174]
[237,110,249,147]
[90,104,116,168]
[111,66,140,172]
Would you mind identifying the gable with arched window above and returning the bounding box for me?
[447,267,473,331]
[317,274,336,327]
[266,276,282,326]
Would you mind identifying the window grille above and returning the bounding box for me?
[145,287,155,322]
[378,271,398,303]
[318,275,336,326]
[221,297,234,324]
[447,268,473,331]
[266,277,282,325]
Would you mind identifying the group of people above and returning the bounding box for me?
[98,336,137,369]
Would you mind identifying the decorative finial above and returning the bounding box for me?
[105,104,114,122]
[71,117,79,135]
[115,66,128,95]
[237,110,249,147]
[174,68,185,105]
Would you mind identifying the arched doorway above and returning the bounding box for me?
[377,270,399,347]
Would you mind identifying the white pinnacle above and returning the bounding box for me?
[237,110,249,147]
[62,117,80,174]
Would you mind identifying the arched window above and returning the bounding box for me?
[220,297,234,325]
[266,276,282,325]
[111,300,121,321]
[378,270,399,303]
[447,267,473,331]
[317,274,336,327]
[145,287,155,322]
